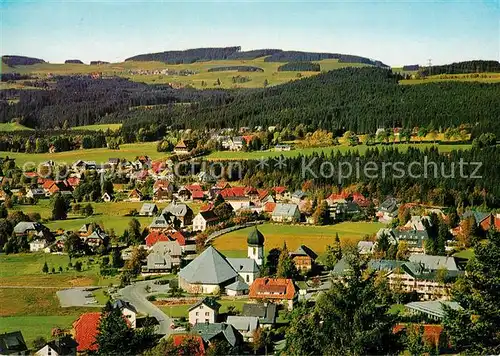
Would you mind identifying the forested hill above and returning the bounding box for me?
[124,46,388,66]
[1,55,45,67]
[420,60,500,76]
[125,66,499,135]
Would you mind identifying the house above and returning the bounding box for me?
[219,187,251,211]
[179,246,240,294]
[226,316,259,342]
[275,144,291,151]
[188,297,221,325]
[145,231,170,248]
[225,280,250,296]
[462,210,499,232]
[272,186,289,201]
[291,190,306,204]
[377,228,428,253]
[249,278,296,310]
[139,203,158,217]
[153,187,172,202]
[13,221,50,238]
[242,303,277,328]
[198,171,217,184]
[29,239,48,252]
[73,312,101,353]
[174,139,195,155]
[112,299,138,328]
[404,215,431,231]
[81,229,108,249]
[101,192,113,202]
[377,197,398,223]
[26,188,46,199]
[193,211,220,232]
[357,241,375,255]
[108,158,120,166]
[289,245,317,271]
[192,323,243,351]
[162,201,194,227]
[328,201,361,221]
[230,137,244,151]
[148,214,171,232]
[143,241,182,273]
[0,331,28,355]
[127,189,143,202]
[404,301,461,321]
[271,203,300,223]
[35,335,78,356]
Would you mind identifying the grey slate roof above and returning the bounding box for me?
[462,210,491,225]
[162,202,192,217]
[179,246,238,284]
[148,214,171,229]
[188,297,221,312]
[0,331,28,354]
[408,254,460,271]
[291,190,306,199]
[140,203,158,214]
[242,303,277,324]
[13,221,46,234]
[290,245,317,260]
[226,316,259,333]
[192,322,242,347]
[405,301,461,319]
[225,280,249,292]
[112,299,137,313]
[227,258,260,273]
[272,203,299,217]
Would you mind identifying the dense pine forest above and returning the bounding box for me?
[1,55,45,67]
[207,66,264,72]
[1,66,500,136]
[420,60,500,76]
[277,62,321,71]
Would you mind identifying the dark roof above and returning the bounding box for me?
[192,322,242,347]
[290,245,317,260]
[242,303,277,324]
[189,297,221,312]
[0,331,28,354]
[199,210,219,222]
[247,226,264,246]
[45,335,78,355]
[112,299,137,313]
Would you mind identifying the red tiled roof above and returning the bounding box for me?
[200,202,214,212]
[73,312,101,352]
[272,186,287,194]
[168,231,186,246]
[242,135,254,144]
[393,324,444,346]
[220,187,246,198]
[257,189,269,200]
[66,177,80,187]
[495,215,500,231]
[24,172,38,178]
[145,231,170,247]
[249,278,296,300]
[215,181,231,189]
[42,180,56,190]
[172,334,205,355]
[191,190,205,199]
[264,202,276,213]
[185,184,203,192]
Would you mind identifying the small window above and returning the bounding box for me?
[196,312,199,316]
[205,312,209,316]
[246,275,249,282]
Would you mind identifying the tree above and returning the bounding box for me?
[42,262,49,274]
[443,230,500,354]
[125,246,148,277]
[64,233,83,258]
[396,240,410,260]
[404,324,432,355]
[0,204,7,219]
[252,328,272,355]
[312,200,330,225]
[323,233,342,270]
[276,242,297,279]
[95,301,134,355]
[51,193,69,220]
[144,335,202,356]
[128,218,142,244]
[263,248,281,276]
[112,248,124,268]
[206,339,232,356]
[83,203,94,217]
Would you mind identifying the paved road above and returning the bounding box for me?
[119,281,172,336]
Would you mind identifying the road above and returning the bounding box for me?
[119,280,172,336]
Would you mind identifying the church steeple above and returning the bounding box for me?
[247,226,264,266]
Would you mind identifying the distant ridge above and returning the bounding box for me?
[1,55,45,67]
[65,59,84,64]
[125,46,388,67]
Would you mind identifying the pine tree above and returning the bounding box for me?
[42,262,49,274]
[276,242,297,279]
[51,193,69,220]
[95,301,134,355]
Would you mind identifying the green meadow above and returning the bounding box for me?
[0,122,34,131]
[70,123,123,131]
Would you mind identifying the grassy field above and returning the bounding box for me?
[70,123,122,131]
[13,200,205,235]
[0,141,166,166]
[0,122,34,131]
[213,222,383,254]
[158,298,248,318]
[207,143,471,160]
[453,248,475,259]
[1,58,370,89]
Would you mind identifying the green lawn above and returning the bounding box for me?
[454,248,475,259]
[158,298,248,318]
[207,143,471,160]
[71,124,122,131]
[213,222,383,254]
[0,122,34,131]
[0,141,166,166]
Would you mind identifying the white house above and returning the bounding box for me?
[226,316,259,342]
[193,211,220,232]
[35,335,78,356]
[112,299,138,328]
[29,239,48,252]
[188,297,221,325]
[271,203,300,223]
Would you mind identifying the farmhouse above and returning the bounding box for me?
[35,335,78,356]
[226,316,259,342]
[143,241,182,273]
[188,297,221,325]
[112,299,138,328]
[127,188,143,202]
[193,211,220,232]
[289,245,317,271]
[174,139,195,155]
[162,201,193,227]
[271,203,300,223]
[242,303,277,328]
[192,323,243,350]
[249,278,297,310]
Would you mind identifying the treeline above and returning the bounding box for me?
[277,62,320,72]
[65,59,84,64]
[1,55,45,67]
[403,64,420,71]
[0,76,231,129]
[90,61,110,65]
[134,67,500,136]
[0,132,108,153]
[263,51,389,67]
[212,146,500,207]
[125,46,242,64]
[420,60,500,76]
[207,66,264,72]
[226,49,282,59]
[1,73,32,81]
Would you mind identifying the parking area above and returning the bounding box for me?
[57,287,101,307]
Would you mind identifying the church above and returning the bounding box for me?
[178,227,265,295]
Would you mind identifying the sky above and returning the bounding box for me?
[1,0,499,67]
